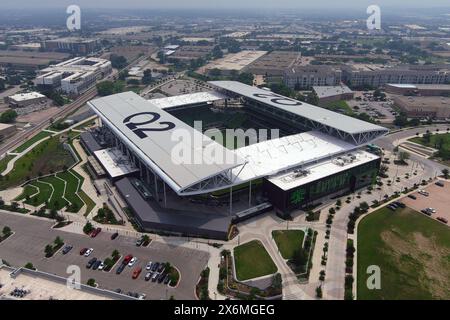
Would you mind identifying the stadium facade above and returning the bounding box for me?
[85,81,388,240]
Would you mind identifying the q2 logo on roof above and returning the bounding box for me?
[124,112,175,139]
[253,93,302,106]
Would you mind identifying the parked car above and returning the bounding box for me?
[157,263,165,273]
[387,205,396,211]
[80,248,88,255]
[407,194,417,200]
[145,272,152,281]
[390,203,398,209]
[427,208,436,214]
[421,209,432,216]
[115,288,122,294]
[151,262,159,272]
[151,272,158,282]
[136,238,144,247]
[418,190,429,196]
[163,274,170,285]
[128,257,138,267]
[98,262,105,271]
[62,245,73,255]
[84,248,94,257]
[132,267,142,279]
[435,181,444,187]
[111,232,119,240]
[437,217,448,224]
[394,201,406,208]
[122,254,133,265]
[138,293,146,300]
[91,228,102,238]
[157,272,166,283]
[92,260,102,270]
[116,263,126,275]
[86,258,97,269]
[145,261,153,271]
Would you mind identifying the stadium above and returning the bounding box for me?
[84,81,388,240]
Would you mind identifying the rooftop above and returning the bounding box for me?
[88,92,244,194]
[268,150,379,191]
[8,91,45,102]
[209,81,388,137]
[94,148,139,178]
[313,85,353,99]
[203,50,267,72]
[148,91,226,110]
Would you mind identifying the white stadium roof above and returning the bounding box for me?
[231,131,358,183]
[88,92,245,194]
[209,81,388,144]
[149,91,226,110]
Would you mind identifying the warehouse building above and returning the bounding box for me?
[5,91,47,108]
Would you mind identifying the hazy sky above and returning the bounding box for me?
[2,0,450,10]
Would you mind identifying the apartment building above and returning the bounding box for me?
[283,65,342,89]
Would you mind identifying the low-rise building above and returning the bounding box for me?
[385,83,450,96]
[201,50,267,75]
[5,91,47,108]
[313,85,354,105]
[41,37,99,54]
[35,57,112,96]
[284,65,342,90]
[393,95,450,119]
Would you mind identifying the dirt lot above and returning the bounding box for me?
[16,106,60,124]
[402,180,450,225]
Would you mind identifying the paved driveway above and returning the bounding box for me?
[0,212,208,300]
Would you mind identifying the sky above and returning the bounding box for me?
[2,0,450,10]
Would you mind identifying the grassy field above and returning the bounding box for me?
[68,169,96,216]
[13,131,53,153]
[272,230,305,260]
[357,207,450,300]
[410,132,450,165]
[0,137,75,190]
[57,171,84,212]
[233,240,277,281]
[14,184,39,201]
[322,100,354,116]
[40,176,67,210]
[25,181,52,207]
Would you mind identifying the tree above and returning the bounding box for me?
[44,244,53,257]
[112,249,120,259]
[87,278,96,287]
[212,45,223,59]
[2,226,11,236]
[442,168,449,179]
[83,221,94,235]
[24,262,35,270]
[0,110,18,123]
[110,55,127,69]
[292,248,308,267]
[54,236,63,247]
[142,69,152,85]
[316,285,323,298]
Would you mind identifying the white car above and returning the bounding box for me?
[84,248,94,257]
[128,257,138,267]
[427,208,436,214]
[145,261,153,271]
[98,262,105,270]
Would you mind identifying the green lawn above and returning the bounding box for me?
[410,132,450,165]
[322,100,354,116]
[233,240,278,281]
[57,171,84,212]
[40,176,67,210]
[13,131,52,153]
[357,207,450,300]
[0,137,75,190]
[15,184,39,201]
[25,181,52,207]
[79,190,96,216]
[272,230,305,260]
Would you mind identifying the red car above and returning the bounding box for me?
[132,267,142,279]
[91,228,102,238]
[122,254,133,265]
[437,217,448,224]
[80,248,88,255]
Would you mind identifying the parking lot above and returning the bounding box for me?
[402,180,450,225]
[0,213,209,300]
